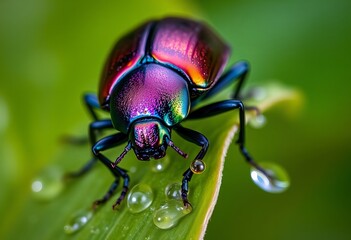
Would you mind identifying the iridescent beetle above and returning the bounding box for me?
[67,17,275,209]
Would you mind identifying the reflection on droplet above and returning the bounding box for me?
[165,183,182,200]
[249,114,266,128]
[190,159,206,174]
[151,156,170,172]
[64,208,94,234]
[31,166,64,201]
[127,183,154,213]
[250,162,290,193]
[153,199,192,229]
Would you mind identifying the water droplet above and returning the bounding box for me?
[249,114,266,128]
[153,199,192,229]
[165,183,182,200]
[150,156,170,172]
[251,87,267,101]
[64,208,94,234]
[127,183,154,213]
[90,226,100,235]
[250,162,290,193]
[31,165,64,201]
[190,159,206,174]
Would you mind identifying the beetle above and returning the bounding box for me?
[67,16,273,209]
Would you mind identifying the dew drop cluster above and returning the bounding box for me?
[153,182,192,229]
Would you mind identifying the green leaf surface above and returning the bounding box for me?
[1,83,300,240]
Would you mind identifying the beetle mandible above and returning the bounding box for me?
[67,16,274,209]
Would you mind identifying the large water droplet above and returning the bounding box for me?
[165,183,182,200]
[153,199,192,229]
[249,114,266,128]
[250,162,290,193]
[127,183,154,213]
[150,156,170,172]
[64,208,94,234]
[31,165,64,201]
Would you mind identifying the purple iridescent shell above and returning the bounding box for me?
[98,17,230,106]
[150,17,230,95]
[98,21,153,106]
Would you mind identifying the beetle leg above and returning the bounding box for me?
[174,125,209,207]
[61,94,104,145]
[195,61,249,104]
[84,93,101,121]
[187,100,273,181]
[64,120,114,178]
[92,133,130,210]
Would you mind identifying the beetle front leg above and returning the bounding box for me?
[91,133,130,210]
[175,125,209,207]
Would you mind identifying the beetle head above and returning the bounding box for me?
[128,118,187,161]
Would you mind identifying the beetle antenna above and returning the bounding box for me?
[112,141,132,168]
[167,139,188,158]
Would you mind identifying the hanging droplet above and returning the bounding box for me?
[127,183,154,213]
[153,199,192,229]
[250,162,290,193]
[190,159,206,174]
[64,208,94,234]
[165,183,182,200]
[150,156,170,172]
[250,87,267,101]
[249,114,266,128]
[31,165,64,201]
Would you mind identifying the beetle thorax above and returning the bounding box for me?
[109,63,190,133]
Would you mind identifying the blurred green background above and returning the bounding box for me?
[0,0,350,239]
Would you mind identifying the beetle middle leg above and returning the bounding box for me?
[65,120,114,178]
[61,94,103,145]
[187,100,273,183]
[174,125,209,207]
[91,133,130,209]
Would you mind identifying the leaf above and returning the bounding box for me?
[1,83,300,240]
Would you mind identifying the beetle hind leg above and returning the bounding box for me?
[187,100,274,183]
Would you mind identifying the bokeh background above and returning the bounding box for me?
[0,0,350,239]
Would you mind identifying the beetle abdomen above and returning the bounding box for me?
[99,22,153,106]
[150,17,230,93]
[109,63,190,133]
